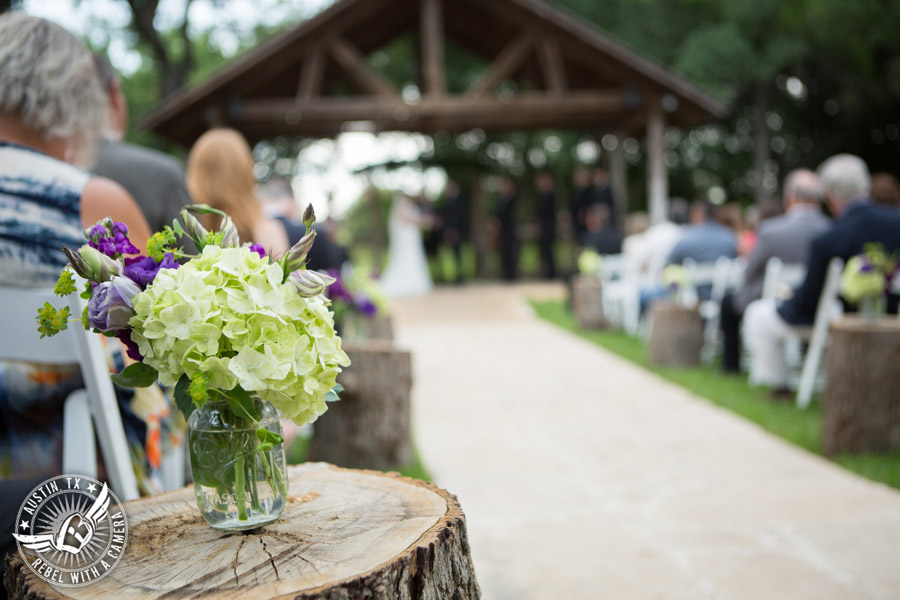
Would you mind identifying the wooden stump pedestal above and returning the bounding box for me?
[647,302,703,367]
[4,463,480,599]
[571,275,608,330]
[823,317,900,455]
[308,340,413,470]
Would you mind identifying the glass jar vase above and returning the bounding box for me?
[859,294,886,321]
[188,397,288,531]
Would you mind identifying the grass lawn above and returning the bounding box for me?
[531,298,900,491]
[286,432,432,482]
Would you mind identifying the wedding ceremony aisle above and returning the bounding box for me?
[390,283,900,600]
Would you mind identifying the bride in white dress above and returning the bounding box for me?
[379,194,433,297]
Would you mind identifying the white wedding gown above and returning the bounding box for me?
[379,195,433,297]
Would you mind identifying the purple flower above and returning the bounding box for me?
[124,253,178,289]
[86,219,139,258]
[355,296,377,318]
[249,243,266,258]
[325,269,352,303]
[116,329,143,361]
[87,276,141,331]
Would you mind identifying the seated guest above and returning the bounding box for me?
[0,13,169,507]
[631,198,689,287]
[92,54,193,234]
[870,172,900,209]
[186,128,290,256]
[719,169,830,373]
[667,199,738,265]
[580,203,622,255]
[744,154,900,392]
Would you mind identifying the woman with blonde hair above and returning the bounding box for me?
[186,128,289,256]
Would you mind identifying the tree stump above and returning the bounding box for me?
[341,315,395,344]
[308,341,413,470]
[647,301,703,367]
[571,275,608,329]
[822,317,900,455]
[4,463,480,600]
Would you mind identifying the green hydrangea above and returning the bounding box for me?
[840,255,886,304]
[129,245,350,425]
[577,249,601,276]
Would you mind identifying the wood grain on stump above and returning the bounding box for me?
[647,302,703,367]
[823,317,900,455]
[4,463,480,600]
[571,275,608,330]
[308,341,413,470]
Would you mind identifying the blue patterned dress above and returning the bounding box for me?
[0,141,175,491]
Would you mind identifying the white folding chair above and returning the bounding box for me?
[700,257,745,362]
[0,284,140,500]
[796,257,844,408]
[761,258,807,302]
[597,254,634,329]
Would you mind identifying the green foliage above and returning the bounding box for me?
[36,303,70,339]
[531,299,900,490]
[110,362,159,388]
[54,270,77,297]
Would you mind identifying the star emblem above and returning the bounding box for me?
[87,483,97,493]
[19,520,29,530]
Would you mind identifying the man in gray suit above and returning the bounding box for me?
[719,169,829,372]
[92,55,193,234]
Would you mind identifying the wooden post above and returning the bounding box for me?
[609,132,628,229]
[420,0,445,97]
[822,317,900,455]
[571,275,609,329]
[296,45,325,102]
[466,33,532,97]
[647,302,703,366]
[646,99,668,225]
[308,341,412,470]
[4,463,480,599]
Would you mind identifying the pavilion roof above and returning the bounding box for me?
[142,0,728,146]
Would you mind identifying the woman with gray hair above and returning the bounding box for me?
[0,13,165,511]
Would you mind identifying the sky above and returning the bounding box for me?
[21,0,443,218]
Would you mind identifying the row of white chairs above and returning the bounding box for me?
[1,283,186,500]
[591,253,864,408]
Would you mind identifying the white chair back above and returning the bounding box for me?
[762,258,806,302]
[796,257,844,408]
[597,254,636,329]
[0,284,140,500]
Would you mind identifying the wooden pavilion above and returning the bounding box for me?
[143,0,727,224]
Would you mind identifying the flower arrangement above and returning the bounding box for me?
[840,243,899,317]
[661,264,689,295]
[325,264,390,327]
[38,204,349,529]
[577,249,602,276]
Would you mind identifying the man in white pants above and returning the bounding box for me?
[744,154,900,394]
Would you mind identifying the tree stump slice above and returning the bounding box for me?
[647,302,703,367]
[822,317,900,455]
[571,275,608,329]
[308,341,413,470]
[4,463,480,600]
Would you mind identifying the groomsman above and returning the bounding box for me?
[535,172,557,279]
[496,178,519,281]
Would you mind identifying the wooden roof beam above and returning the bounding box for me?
[296,44,326,101]
[536,36,566,95]
[328,36,400,99]
[466,33,533,97]
[420,0,446,96]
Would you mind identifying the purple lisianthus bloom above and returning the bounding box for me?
[325,269,352,303]
[116,329,143,361]
[87,276,141,331]
[124,253,179,289]
[87,220,140,258]
[249,243,266,258]
[355,296,377,318]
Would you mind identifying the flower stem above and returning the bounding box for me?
[234,455,247,521]
[249,452,261,512]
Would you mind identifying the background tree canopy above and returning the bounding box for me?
[22,0,899,211]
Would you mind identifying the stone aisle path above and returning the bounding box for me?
[390,283,900,600]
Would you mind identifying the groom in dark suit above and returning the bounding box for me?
[745,154,900,389]
[719,169,830,372]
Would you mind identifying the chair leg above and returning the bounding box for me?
[797,334,825,408]
[160,443,186,491]
[63,391,97,478]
